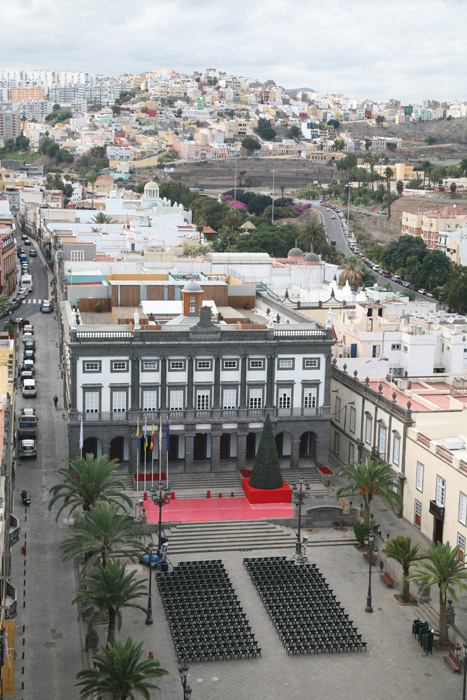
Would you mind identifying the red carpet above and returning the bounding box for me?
[142,496,295,523]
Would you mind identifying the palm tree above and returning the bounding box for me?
[385,166,393,220]
[195,215,207,244]
[49,453,132,519]
[421,159,431,188]
[383,536,422,601]
[298,219,327,252]
[338,256,363,290]
[336,458,401,525]
[87,171,98,209]
[76,637,168,699]
[92,212,115,224]
[225,209,239,235]
[60,503,144,570]
[74,560,147,647]
[407,542,467,646]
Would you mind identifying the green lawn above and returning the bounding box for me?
[0,150,42,163]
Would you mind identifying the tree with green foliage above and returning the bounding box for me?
[407,542,467,646]
[375,115,385,126]
[440,264,467,313]
[450,182,457,197]
[386,142,397,151]
[425,136,437,145]
[87,171,98,209]
[249,414,283,490]
[241,136,261,154]
[76,637,168,699]
[354,520,371,546]
[327,118,340,130]
[298,219,327,252]
[364,139,372,151]
[230,222,297,258]
[396,180,404,195]
[92,212,115,224]
[60,503,144,571]
[383,536,422,601]
[382,235,427,272]
[411,249,451,291]
[407,178,423,190]
[336,458,401,526]
[385,167,393,220]
[49,453,132,519]
[338,256,363,290]
[364,152,379,191]
[74,560,147,647]
[255,118,276,141]
[289,125,301,140]
[0,296,11,315]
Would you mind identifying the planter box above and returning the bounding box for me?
[242,478,292,504]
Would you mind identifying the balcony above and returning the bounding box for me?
[70,406,332,425]
[429,500,445,520]
[4,582,16,619]
[9,514,20,547]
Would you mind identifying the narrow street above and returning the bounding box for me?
[11,236,83,699]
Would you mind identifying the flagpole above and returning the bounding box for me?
[158,416,162,482]
[136,420,140,494]
[166,418,169,489]
[151,421,155,481]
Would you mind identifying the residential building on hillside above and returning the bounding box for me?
[0,111,21,139]
[62,282,333,473]
[438,225,467,265]
[402,208,467,249]
[0,233,16,296]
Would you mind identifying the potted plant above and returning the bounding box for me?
[244,301,251,310]
[94,300,102,313]
[148,312,155,322]
[217,312,223,321]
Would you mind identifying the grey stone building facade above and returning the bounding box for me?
[66,311,334,474]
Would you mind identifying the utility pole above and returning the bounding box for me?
[271,169,277,224]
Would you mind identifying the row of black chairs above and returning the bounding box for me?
[156,560,260,663]
[244,557,366,656]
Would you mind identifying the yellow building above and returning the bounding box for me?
[402,208,467,250]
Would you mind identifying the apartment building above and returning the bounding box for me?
[0,233,16,296]
[10,87,45,102]
[0,111,21,139]
[63,282,333,473]
[402,208,467,249]
[438,225,467,265]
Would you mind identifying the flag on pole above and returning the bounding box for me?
[144,422,148,452]
[79,417,83,451]
[150,422,155,450]
[166,418,170,453]
[136,420,140,450]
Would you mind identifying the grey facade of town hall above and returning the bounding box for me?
[66,320,334,473]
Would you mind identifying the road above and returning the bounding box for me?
[312,203,436,303]
[11,232,84,699]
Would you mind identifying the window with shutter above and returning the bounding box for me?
[459,492,467,526]
[365,415,372,445]
[142,391,157,411]
[84,391,99,413]
[414,500,422,528]
[436,475,446,507]
[112,391,126,412]
[169,390,184,411]
[222,389,236,410]
[416,462,424,492]
[393,435,401,467]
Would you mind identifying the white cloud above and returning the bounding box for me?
[0,0,466,100]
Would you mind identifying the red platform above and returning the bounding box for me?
[142,495,294,523]
[242,478,292,504]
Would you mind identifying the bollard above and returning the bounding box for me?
[144,491,147,501]
[171,491,175,500]
[231,491,234,498]
[207,490,211,499]
[219,492,222,498]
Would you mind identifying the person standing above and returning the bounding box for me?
[53,395,58,409]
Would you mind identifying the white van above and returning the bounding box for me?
[22,378,36,398]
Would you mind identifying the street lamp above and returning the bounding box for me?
[364,533,379,613]
[145,542,154,626]
[291,476,310,560]
[271,169,277,224]
[455,642,467,700]
[151,480,171,554]
[179,663,192,699]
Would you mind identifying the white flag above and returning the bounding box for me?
[79,418,84,451]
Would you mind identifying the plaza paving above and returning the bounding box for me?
[117,531,464,700]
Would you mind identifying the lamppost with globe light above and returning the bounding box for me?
[291,476,310,559]
[150,480,171,554]
[179,663,192,699]
[364,533,379,613]
[455,642,467,700]
[145,541,154,625]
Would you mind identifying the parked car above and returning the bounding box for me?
[23,239,31,246]
[41,300,54,313]
[418,289,427,295]
[22,359,35,375]
[24,338,35,350]
[29,249,37,257]
[381,270,391,278]
[22,378,36,398]
[19,439,37,459]
[24,349,35,361]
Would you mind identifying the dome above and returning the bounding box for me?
[303,252,320,262]
[144,181,158,190]
[182,280,203,293]
[288,247,303,258]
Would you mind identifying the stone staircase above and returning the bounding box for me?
[163,520,358,555]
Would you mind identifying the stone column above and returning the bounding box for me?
[211,433,221,471]
[160,357,167,409]
[184,434,194,472]
[237,432,248,470]
[240,355,248,408]
[291,437,301,468]
[130,356,139,410]
[187,356,194,409]
[213,357,221,408]
[266,354,275,407]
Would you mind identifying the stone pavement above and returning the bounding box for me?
[113,534,463,700]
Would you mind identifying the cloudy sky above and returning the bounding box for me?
[1,0,466,102]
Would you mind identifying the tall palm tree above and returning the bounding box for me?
[336,458,401,525]
[385,166,393,220]
[49,453,132,519]
[225,210,239,235]
[298,219,327,252]
[92,212,115,224]
[407,542,467,646]
[74,560,147,647]
[383,536,422,601]
[421,159,431,188]
[76,637,168,699]
[338,256,363,290]
[87,171,98,209]
[364,152,379,191]
[195,215,207,244]
[60,503,144,570]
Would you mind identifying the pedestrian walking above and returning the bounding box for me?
[39,302,42,311]
[17,363,21,378]
[53,395,58,409]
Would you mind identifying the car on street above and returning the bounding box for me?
[23,239,31,245]
[418,289,427,295]
[381,270,391,278]
[29,249,37,257]
[41,300,54,313]
[19,438,37,459]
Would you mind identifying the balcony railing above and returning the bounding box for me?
[70,406,331,424]
[9,514,20,547]
[5,582,16,619]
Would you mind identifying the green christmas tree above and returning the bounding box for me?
[249,414,283,490]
